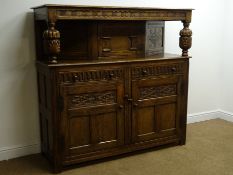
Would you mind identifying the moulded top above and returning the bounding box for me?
[36,53,191,67]
[32,4,194,10]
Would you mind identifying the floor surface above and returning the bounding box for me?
[0,119,233,175]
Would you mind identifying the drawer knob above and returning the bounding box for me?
[171,67,177,72]
[127,98,133,102]
[133,103,138,107]
[73,75,79,81]
[142,70,147,75]
[119,105,124,109]
[109,73,114,79]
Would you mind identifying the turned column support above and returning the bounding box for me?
[179,21,192,57]
[43,22,60,63]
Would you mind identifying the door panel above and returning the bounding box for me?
[69,116,90,148]
[61,81,125,157]
[132,76,181,143]
[158,103,176,131]
[137,106,156,136]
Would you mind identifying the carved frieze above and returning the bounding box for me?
[55,9,186,21]
[58,69,123,83]
[140,84,176,99]
[132,64,183,79]
[70,91,116,107]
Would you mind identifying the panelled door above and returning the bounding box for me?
[60,81,125,157]
[131,76,182,143]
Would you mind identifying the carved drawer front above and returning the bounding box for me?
[131,76,181,143]
[61,81,125,157]
[57,67,123,84]
[132,62,184,79]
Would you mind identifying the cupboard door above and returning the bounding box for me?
[131,76,182,143]
[60,81,125,157]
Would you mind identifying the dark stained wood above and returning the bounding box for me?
[32,5,193,22]
[33,4,192,173]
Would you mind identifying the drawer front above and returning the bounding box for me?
[57,66,123,84]
[131,62,185,80]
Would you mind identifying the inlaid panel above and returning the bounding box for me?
[98,21,145,58]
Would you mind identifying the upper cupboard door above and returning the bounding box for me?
[131,75,182,143]
[60,81,125,158]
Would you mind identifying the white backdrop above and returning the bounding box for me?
[0,0,231,160]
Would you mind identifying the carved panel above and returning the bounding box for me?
[56,9,186,21]
[70,91,116,107]
[132,63,183,79]
[145,21,164,56]
[139,84,176,99]
[58,69,123,83]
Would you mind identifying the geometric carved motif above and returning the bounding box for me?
[139,84,176,99]
[58,69,123,83]
[70,91,116,107]
[132,63,183,79]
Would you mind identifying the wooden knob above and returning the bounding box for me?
[127,98,133,102]
[142,70,147,75]
[109,73,114,79]
[119,105,124,109]
[171,67,176,72]
[133,103,138,107]
[73,75,78,82]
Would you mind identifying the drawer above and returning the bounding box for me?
[57,67,123,84]
[131,62,185,80]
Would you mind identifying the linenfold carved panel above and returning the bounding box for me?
[139,84,176,99]
[132,63,183,79]
[70,91,116,107]
[58,69,123,83]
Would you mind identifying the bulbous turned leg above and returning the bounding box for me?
[179,21,192,57]
[43,22,60,63]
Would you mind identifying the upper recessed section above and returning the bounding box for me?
[32,4,193,22]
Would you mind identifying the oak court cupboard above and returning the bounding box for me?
[32,4,193,173]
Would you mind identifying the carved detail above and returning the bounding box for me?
[132,64,183,79]
[140,85,176,99]
[70,91,116,107]
[43,22,60,63]
[56,9,186,21]
[145,21,164,56]
[58,69,123,83]
[179,22,192,56]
